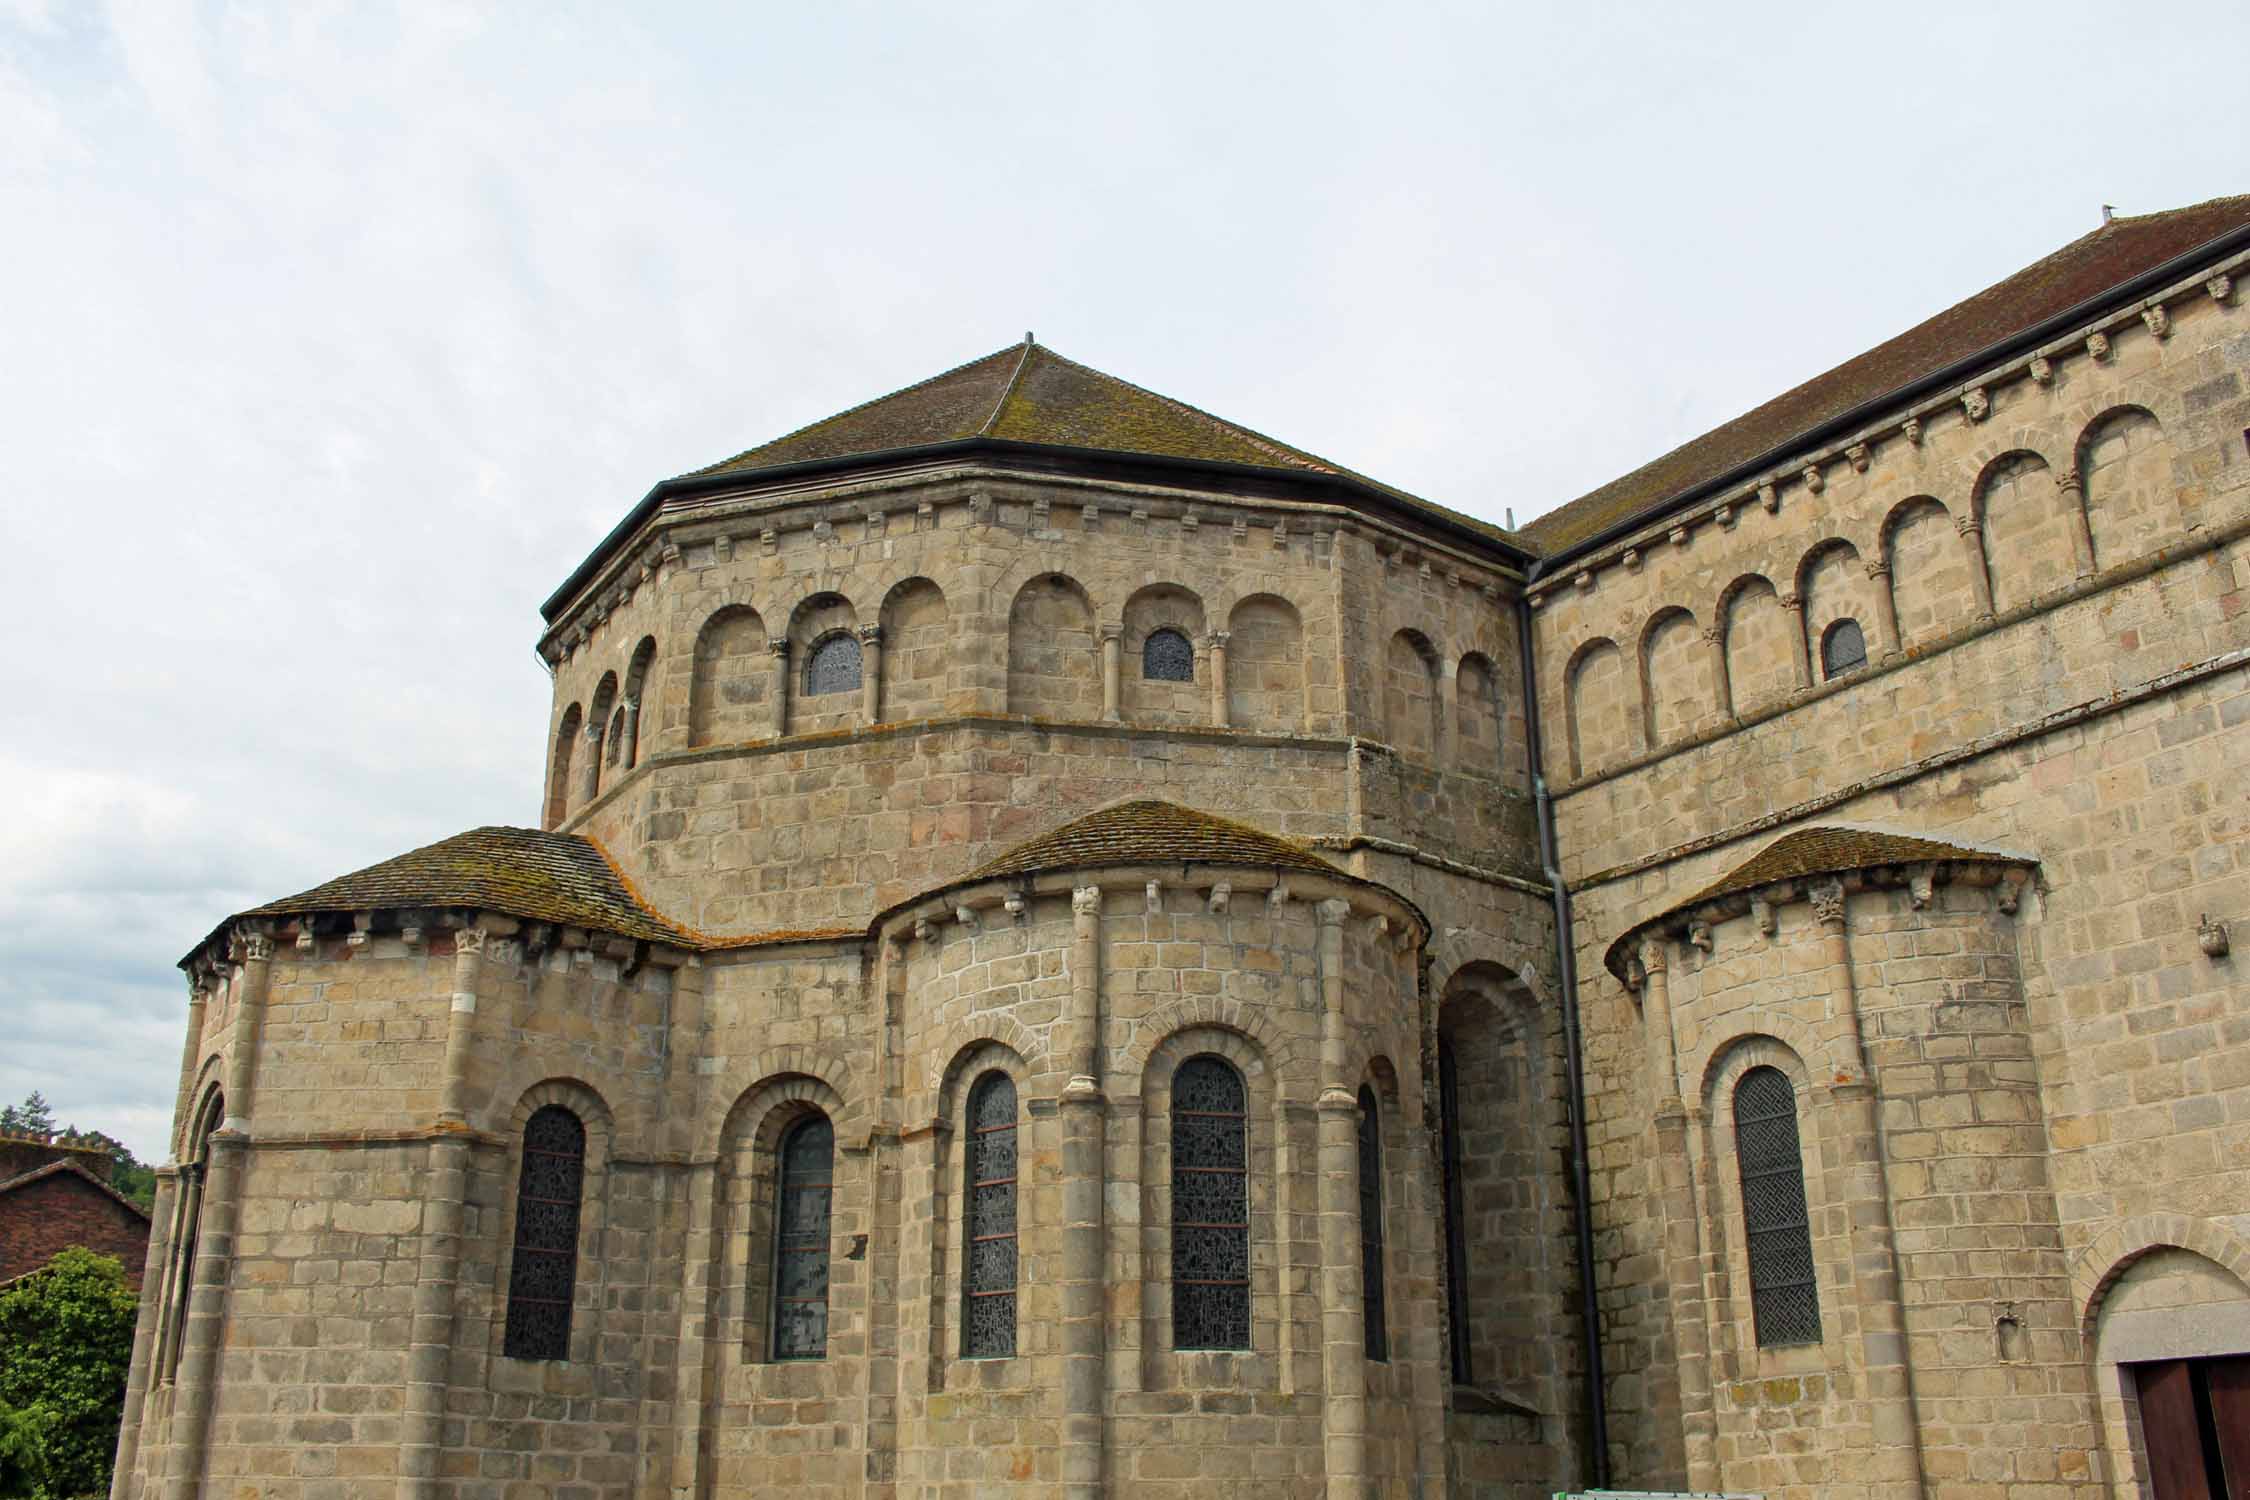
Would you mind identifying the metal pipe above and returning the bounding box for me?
[1515,590,1609,1488]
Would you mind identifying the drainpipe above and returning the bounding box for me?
[1515,588,1610,1489]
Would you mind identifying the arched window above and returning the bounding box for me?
[962,1072,1018,1358]
[772,1114,835,1360]
[1437,1041,1471,1383]
[159,1090,224,1383]
[504,1106,586,1361]
[1734,1067,1820,1347]
[804,632,862,696]
[1821,617,1867,679]
[1357,1086,1388,1361]
[1142,627,1194,682]
[1171,1055,1249,1350]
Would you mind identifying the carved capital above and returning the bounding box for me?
[857,624,883,646]
[1956,514,1982,539]
[1316,897,1352,928]
[1863,560,1891,581]
[2055,465,2083,496]
[1206,631,1230,649]
[1779,591,1804,612]
[1637,934,1668,975]
[1700,625,1724,646]
[454,926,489,956]
[1808,877,1847,928]
[1099,622,1123,644]
[1962,387,1991,423]
[768,637,790,658]
[241,933,275,964]
[1071,886,1103,916]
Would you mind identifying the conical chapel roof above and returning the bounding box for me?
[678,340,1521,548]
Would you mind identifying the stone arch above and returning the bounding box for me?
[706,1046,866,1156]
[2076,405,2169,571]
[491,1077,618,1367]
[710,1070,852,1362]
[1717,574,1790,717]
[1881,496,1967,650]
[1437,962,1569,1409]
[1382,628,1442,760]
[1115,998,1300,1099]
[878,576,951,722]
[1638,606,1706,748]
[587,672,619,794]
[506,1075,617,1141]
[786,592,861,735]
[912,1015,1051,1119]
[1795,538,1870,684]
[546,701,583,827]
[2072,1214,2250,1341]
[1687,1023,1838,1112]
[688,604,769,748]
[1454,651,1505,775]
[181,1074,226,1160]
[621,636,657,768]
[1123,583,1207,726]
[1006,573,1100,719]
[1697,1037,1833,1365]
[1564,636,1630,778]
[1226,593,1304,734]
[1974,449,2072,613]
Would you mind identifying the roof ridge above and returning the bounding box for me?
[0,1158,151,1221]
[680,342,1022,480]
[979,337,1038,437]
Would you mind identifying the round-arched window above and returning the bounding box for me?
[1142,628,1194,682]
[804,632,863,696]
[1821,618,1867,679]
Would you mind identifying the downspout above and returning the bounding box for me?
[1516,584,1610,1489]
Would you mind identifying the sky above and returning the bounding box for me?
[2,1,2243,1162]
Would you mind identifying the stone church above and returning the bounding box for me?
[117,195,2248,1499]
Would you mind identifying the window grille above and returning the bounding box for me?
[1438,1041,1472,1383]
[1357,1086,1388,1361]
[1821,618,1867,679]
[1171,1055,1249,1350]
[1143,628,1194,682]
[1734,1067,1821,1347]
[804,633,863,696]
[504,1106,585,1361]
[772,1114,835,1359]
[962,1072,1018,1358]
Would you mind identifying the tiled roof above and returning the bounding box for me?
[1524,195,2250,556]
[236,826,698,948]
[0,1159,151,1223]
[966,800,1343,883]
[1604,825,2033,979]
[683,341,1522,548]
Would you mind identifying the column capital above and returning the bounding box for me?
[1071,885,1103,916]
[1205,630,1230,649]
[1315,897,1352,928]
[1863,560,1891,581]
[858,623,883,645]
[1098,621,1123,644]
[1809,876,1848,929]
[1955,514,1981,538]
[1638,934,1669,973]
[453,927,490,956]
[768,636,790,657]
[1779,591,1803,612]
[240,933,274,964]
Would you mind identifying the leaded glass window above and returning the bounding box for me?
[1171,1055,1249,1350]
[804,633,862,696]
[1734,1067,1820,1347]
[1438,1041,1471,1383]
[772,1114,834,1360]
[504,1106,585,1361]
[1821,618,1867,679]
[1143,628,1194,682]
[1357,1086,1388,1361]
[962,1072,1018,1358]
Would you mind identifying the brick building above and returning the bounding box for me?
[117,195,2249,1498]
[0,1134,152,1289]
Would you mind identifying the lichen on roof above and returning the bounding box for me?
[681,340,1523,549]
[229,826,700,950]
[966,799,1343,883]
[1523,195,2250,557]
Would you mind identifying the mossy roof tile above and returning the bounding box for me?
[682,342,1522,548]
[1523,195,2250,556]
[237,826,698,947]
[966,800,1342,883]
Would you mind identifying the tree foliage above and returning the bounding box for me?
[0,1096,153,1212]
[0,1247,138,1499]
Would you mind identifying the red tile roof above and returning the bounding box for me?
[1524,195,2250,556]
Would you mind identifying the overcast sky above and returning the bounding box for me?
[3,1,2242,1161]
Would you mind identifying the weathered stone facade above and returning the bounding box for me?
[120,200,2249,1498]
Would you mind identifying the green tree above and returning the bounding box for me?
[0,1247,138,1500]
[0,1094,55,1138]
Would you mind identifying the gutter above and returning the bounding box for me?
[539,437,1538,624]
[1516,590,1609,1487]
[1527,216,2250,580]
